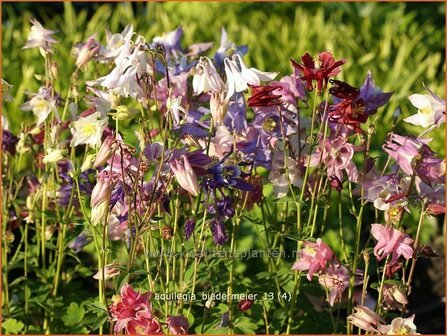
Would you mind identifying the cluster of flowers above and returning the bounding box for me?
[2,18,445,334]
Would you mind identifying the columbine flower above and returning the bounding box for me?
[247,84,282,107]
[347,305,384,333]
[377,315,420,335]
[110,283,161,334]
[361,174,408,211]
[23,19,58,52]
[21,88,60,125]
[1,79,14,103]
[184,218,195,240]
[94,135,116,168]
[291,51,346,95]
[382,284,408,311]
[210,217,227,245]
[70,112,108,148]
[224,54,278,100]
[42,148,65,164]
[291,238,335,281]
[269,150,302,198]
[214,27,248,69]
[90,171,113,226]
[191,56,225,95]
[166,95,186,126]
[309,136,359,183]
[404,87,445,128]
[328,79,368,133]
[319,264,362,306]
[370,224,414,265]
[166,315,189,335]
[169,155,200,196]
[383,133,444,184]
[358,71,393,115]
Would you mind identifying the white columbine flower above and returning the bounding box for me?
[404,88,445,128]
[224,53,278,100]
[70,112,108,148]
[192,57,225,95]
[20,88,60,125]
[42,148,66,164]
[22,19,58,52]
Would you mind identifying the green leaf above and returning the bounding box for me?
[62,302,85,326]
[2,318,25,334]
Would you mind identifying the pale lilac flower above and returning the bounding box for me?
[23,19,58,52]
[214,27,248,68]
[70,112,108,148]
[104,25,134,60]
[404,87,445,128]
[224,54,278,100]
[377,314,420,335]
[191,56,225,95]
[347,305,384,333]
[269,150,302,198]
[370,224,414,265]
[292,238,335,281]
[309,136,358,183]
[21,88,60,125]
[383,133,444,184]
[361,174,408,211]
[319,264,363,306]
[85,87,115,116]
[170,155,200,196]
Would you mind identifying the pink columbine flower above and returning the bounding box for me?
[370,224,414,265]
[170,155,200,196]
[383,133,444,184]
[75,34,101,69]
[361,174,409,211]
[93,263,120,280]
[347,305,385,333]
[309,136,359,183]
[382,284,408,311]
[291,238,335,281]
[94,135,116,168]
[110,283,161,334]
[377,314,420,335]
[167,315,189,335]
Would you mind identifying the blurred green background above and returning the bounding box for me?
[2,1,445,155]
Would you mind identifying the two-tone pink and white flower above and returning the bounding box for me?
[170,155,200,196]
[347,305,384,333]
[377,314,420,335]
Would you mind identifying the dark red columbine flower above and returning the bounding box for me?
[247,84,282,107]
[291,51,346,95]
[328,79,368,134]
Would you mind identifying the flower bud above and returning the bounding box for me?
[76,35,101,69]
[94,135,115,168]
[81,153,96,172]
[238,299,254,312]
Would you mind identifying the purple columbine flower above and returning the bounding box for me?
[210,218,227,245]
[358,71,393,115]
[2,129,18,155]
[68,231,92,253]
[184,218,195,240]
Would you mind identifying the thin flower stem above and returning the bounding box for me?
[376,255,391,315]
[405,209,425,289]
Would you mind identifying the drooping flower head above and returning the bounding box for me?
[291,51,346,95]
[166,315,189,335]
[377,314,420,335]
[347,305,385,333]
[170,154,200,196]
[21,87,60,126]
